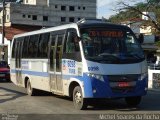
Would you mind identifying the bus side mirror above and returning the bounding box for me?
[138,34,144,44]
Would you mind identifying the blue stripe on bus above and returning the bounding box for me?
[11,69,49,77]
[11,69,81,79]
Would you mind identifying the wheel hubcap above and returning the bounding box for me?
[75,91,82,104]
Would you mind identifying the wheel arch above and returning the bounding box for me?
[69,80,83,98]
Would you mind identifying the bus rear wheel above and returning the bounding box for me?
[27,80,37,96]
[73,86,88,110]
[125,96,141,107]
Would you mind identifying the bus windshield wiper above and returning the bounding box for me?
[125,53,143,59]
[96,53,120,63]
[98,53,120,60]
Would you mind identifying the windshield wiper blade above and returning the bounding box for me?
[99,53,120,60]
[127,53,142,59]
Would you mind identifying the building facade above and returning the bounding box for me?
[0,0,96,63]
[0,0,97,27]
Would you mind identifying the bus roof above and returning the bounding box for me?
[77,18,130,30]
[78,22,130,30]
[13,23,79,39]
[13,19,131,39]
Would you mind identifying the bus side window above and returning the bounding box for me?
[66,32,80,53]
[28,35,39,58]
[64,31,81,62]
[11,39,17,58]
[49,35,56,71]
[38,33,50,58]
[22,36,29,58]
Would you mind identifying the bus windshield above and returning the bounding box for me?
[80,28,145,64]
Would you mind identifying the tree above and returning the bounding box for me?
[113,0,160,31]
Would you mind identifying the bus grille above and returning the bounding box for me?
[107,74,139,93]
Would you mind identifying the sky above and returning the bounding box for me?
[97,0,146,19]
[97,0,117,19]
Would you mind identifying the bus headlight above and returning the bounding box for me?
[138,73,148,81]
[87,73,104,82]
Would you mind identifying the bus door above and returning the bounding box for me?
[49,33,64,94]
[15,39,23,86]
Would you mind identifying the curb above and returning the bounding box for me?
[148,88,160,92]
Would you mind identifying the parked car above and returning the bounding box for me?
[0,61,10,82]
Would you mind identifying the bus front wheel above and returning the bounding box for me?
[27,80,36,96]
[73,86,88,110]
[125,96,141,107]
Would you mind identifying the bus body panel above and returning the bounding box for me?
[82,60,147,75]
[10,20,148,107]
[82,61,147,98]
[10,59,50,90]
[82,73,147,98]
[61,59,148,98]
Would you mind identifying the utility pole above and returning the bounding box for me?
[2,0,5,60]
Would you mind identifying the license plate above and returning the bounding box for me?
[118,82,130,87]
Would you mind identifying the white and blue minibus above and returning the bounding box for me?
[10,19,148,110]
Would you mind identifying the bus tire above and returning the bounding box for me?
[73,86,88,110]
[27,80,37,96]
[125,96,141,107]
[6,79,11,82]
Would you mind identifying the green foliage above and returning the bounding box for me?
[156,41,160,47]
[109,0,160,25]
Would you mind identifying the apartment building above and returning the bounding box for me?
[0,0,96,27]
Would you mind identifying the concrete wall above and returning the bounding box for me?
[143,35,155,43]
[36,0,48,6]
[148,68,160,89]
[140,26,152,35]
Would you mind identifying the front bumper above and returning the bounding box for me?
[82,74,148,98]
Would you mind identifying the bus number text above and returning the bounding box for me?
[69,69,75,74]
[68,60,75,68]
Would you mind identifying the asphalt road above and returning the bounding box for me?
[0,82,160,120]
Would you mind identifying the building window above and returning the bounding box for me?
[78,6,81,10]
[32,15,37,20]
[69,17,74,22]
[0,19,2,24]
[28,15,31,18]
[61,6,66,11]
[26,0,28,3]
[43,16,48,21]
[61,17,66,22]
[83,7,86,10]
[22,14,25,18]
[55,5,58,8]
[69,6,75,11]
